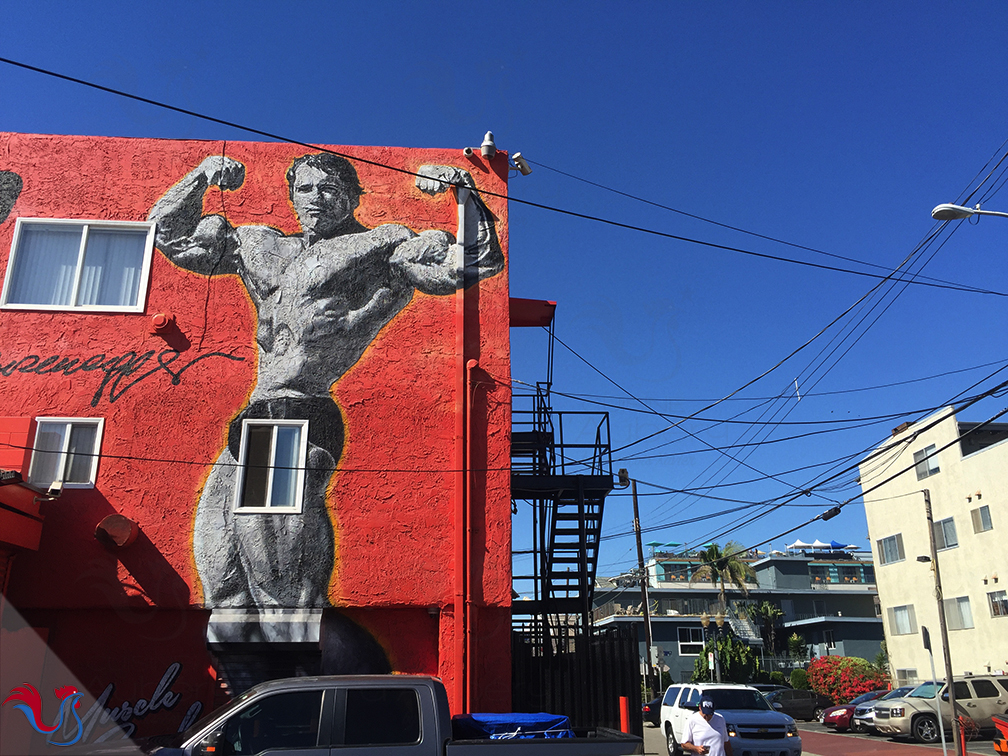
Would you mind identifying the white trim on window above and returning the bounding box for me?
[972,505,993,534]
[27,417,105,488]
[1,217,156,313]
[677,626,705,656]
[913,444,940,480]
[877,533,905,565]
[888,604,917,635]
[933,517,958,551]
[233,419,309,514]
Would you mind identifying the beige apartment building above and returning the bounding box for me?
[860,407,1008,685]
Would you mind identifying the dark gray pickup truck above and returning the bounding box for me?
[96,675,641,756]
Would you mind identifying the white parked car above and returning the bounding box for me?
[660,682,802,756]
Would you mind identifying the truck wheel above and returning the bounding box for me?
[666,725,681,756]
[912,714,940,744]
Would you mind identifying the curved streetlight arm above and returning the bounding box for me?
[932,203,1008,221]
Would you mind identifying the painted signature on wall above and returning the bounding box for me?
[0,348,244,407]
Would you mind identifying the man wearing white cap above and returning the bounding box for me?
[682,697,733,756]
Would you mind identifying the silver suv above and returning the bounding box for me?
[875,676,1008,743]
[660,683,802,756]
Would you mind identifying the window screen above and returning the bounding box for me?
[888,604,917,635]
[943,596,974,631]
[934,517,958,550]
[877,534,905,565]
[972,505,993,533]
[913,445,940,480]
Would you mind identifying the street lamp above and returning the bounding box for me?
[932,203,1008,220]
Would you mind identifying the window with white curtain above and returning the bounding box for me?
[887,604,917,635]
[234,420,309,512]
[27,418,105,488]
[2,218,155,311]
[943,596,974,630]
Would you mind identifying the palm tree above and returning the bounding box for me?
[750,600,784,654]
[690,541,756,611]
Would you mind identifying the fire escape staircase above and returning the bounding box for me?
[511,383,613,637]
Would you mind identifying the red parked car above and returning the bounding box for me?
[821,690,888,730]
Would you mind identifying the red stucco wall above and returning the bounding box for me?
[0,132,512,742]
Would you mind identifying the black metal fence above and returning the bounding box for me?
[512,624,643,737]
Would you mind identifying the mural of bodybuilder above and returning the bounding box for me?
[149,153,504,610]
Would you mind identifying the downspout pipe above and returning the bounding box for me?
[453,186,470,713]
[465,358,479,714]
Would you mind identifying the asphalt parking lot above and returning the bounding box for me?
[642,720,998,755]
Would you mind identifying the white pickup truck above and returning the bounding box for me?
[74,675,642,756]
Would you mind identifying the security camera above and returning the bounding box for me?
[512,152,532,176]
[463,146,474,157]
[47,480,64,498]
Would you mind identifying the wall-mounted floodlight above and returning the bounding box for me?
[512,152,532,176]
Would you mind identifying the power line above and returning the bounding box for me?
[1,54,1005,298]
[529,157,983,293]
[519,357,1008,403]
[742,402,1008,553]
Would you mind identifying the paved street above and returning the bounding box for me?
[642,721,998,756]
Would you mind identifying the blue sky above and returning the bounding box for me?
[3,2,1008,580]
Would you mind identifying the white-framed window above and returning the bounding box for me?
[913,444,940,480]
[988,590,1008,618]
[971,505,993,534]
[943,596,974,631]
[895,669,918,685]
[933,517,958,551]
[234,419,309,513]
[877,533,905,565]
[678,627,705,656]
[887,604,917,635]
[1,218,156,312]
[27,417,104,488]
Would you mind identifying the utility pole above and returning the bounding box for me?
[631,478,659,699]
[924,489,959,755]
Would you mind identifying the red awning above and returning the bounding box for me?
[509,298,556,328]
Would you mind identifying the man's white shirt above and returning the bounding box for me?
[683,710,729,756]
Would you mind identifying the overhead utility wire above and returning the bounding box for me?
[608,223,946,457]
[743,402,1008,554]
[530,358,1008,403]
[528,157,977,293]
[627,362,1008,545]
[1,55,1004,298]
[960,139,1008,207]
[689,367,1008,551]
[549,329,837,503]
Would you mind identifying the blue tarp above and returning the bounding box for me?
[452,712,575,739]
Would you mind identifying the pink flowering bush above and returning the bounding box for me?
[807,656,889,704]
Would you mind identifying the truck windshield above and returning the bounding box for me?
[909,682,942,699]
[705,689,773,711]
